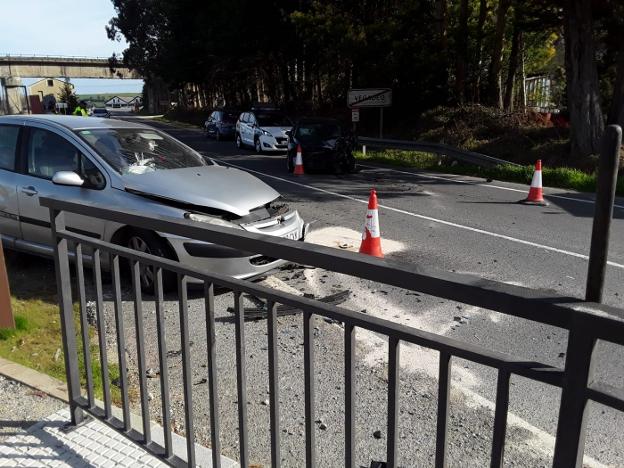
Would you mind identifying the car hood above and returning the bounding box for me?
[122,165,280,217]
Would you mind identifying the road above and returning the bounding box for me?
[114,118,624,467]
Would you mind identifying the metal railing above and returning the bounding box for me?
[42,127,623,468]
[358,136,522,168]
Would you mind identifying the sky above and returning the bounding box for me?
[1,0,143,94]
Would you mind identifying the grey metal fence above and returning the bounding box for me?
[42,125,624,468]
[42,194,624,468]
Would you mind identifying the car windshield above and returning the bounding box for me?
[222,113,238,123]
[77,128,208,176]
[93,109,107,114]
[296,122,342,141]
[256,113,292,127]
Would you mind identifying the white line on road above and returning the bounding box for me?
[218,159,624,270]
[358,163,624,210]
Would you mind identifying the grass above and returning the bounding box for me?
[0,256,124,405]
[355,149,624,196]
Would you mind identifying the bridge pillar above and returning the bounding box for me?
[0,77,28,115]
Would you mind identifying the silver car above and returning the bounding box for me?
[0,115,307,291]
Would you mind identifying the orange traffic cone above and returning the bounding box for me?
[294,144,305,176]
[359,189,384,258]
[519,160,548,206]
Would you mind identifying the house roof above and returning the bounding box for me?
[28,78,74,89]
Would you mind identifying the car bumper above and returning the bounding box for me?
[260,135,289,152]
[164,211,308,281]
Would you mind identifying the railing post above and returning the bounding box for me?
[586,125,622,302]
[49,208,84,426]
[552,324,596,467]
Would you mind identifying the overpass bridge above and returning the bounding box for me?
[0,54,141,114]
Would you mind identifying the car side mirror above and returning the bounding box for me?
[285,130,292,137]
[52,171,84,187]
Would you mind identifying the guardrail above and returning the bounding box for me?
[42,186,624,467]
[358,136,522,168]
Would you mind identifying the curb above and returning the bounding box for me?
[0,356,68,402]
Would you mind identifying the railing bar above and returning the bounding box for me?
[178,274,196,467]
[111,255,131,431]
[303,310,316,467]
[75,243,94,409]
[490,370,511,468]
[234,291,249,467]
[387,336,400,468]
[435,351,451,468]
[205,282,222,468]
[154,268,173,458]
[345,323,356,468]
[93,249,112,419]
[132,260,151,444]
[267,300,280,468]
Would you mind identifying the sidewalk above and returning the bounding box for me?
[0,359,238,467]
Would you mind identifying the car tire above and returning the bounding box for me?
[236,134,243,149]
[254,138,262,154]
[343,154,356,173]
[126,230,176,294]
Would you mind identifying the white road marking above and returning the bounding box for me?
[217,159,624,270]
[358,163,624,210]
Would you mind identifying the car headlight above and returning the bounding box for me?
[261,129,272,137]
[185,213,242,229]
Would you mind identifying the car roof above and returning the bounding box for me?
[0,114,149,131]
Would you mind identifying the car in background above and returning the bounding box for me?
[287,118,356,174]
[236,108,293,153]
[0,114,307,293]
[91,107,111,118]
[204,110,238,141]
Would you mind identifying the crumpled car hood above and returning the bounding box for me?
[122,165,280,217]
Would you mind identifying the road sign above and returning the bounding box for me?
[348,88,392,108]
[351,108,360,122]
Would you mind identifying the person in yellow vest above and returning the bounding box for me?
[73,101,88,117]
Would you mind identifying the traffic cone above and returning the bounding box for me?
[294,144,305,176]
[359,189,384,258]
[519,160,548,206]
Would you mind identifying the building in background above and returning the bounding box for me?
[105,96,128,108]
[28,78,73,112]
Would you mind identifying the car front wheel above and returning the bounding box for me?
[127,230,176,294]
[236,134,242,149]
[254,138,262,154]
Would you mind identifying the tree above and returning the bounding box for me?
[503,6,521,111]
[57,81,77,113]
[608,48,624,127]
[486,0,511,108]
[454,0,470,104]
[472,0,488,102]
[564,0,604,158]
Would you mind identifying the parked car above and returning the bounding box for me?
[0,115,307,292]
[235,109,293,153]
[204,110,238,140]
[287,118,356,173]
[91,107,111,118]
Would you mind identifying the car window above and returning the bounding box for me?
[27,128,105,189]
[0,125,19,171]
[256,113,292,127]
[248,114,256,125]
[241,113,248,123]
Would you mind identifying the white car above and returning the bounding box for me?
[235,110,292,153]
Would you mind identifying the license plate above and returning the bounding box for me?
[282,229,301,241]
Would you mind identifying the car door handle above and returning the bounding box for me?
[21,186,38,196]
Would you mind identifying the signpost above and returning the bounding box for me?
[348,88,392,138]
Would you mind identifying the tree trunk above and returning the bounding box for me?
[455,0,470,104]
[473,0,488,103]
[503,17,521,111]
[435,0,449,51]
[564,0,604,158]
[608,47,624,128]
[486,0,511,108]
[519,33,527,113]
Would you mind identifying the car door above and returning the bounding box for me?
[239,113,249,144]
[15,126,108,248]
[0,124,23,242]
[245,113,256,145]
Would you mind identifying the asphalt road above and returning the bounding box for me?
[115,118,624,467]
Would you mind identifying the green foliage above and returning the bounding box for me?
[57,81,78,112]
[0,314,28,340]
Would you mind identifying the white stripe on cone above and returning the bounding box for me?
[530,169,542,188]
[362,209,381,239]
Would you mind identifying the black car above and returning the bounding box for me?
[287,118,356,174]
[204,110,238,140]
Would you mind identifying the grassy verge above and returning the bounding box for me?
[355,149,624,196]
[0,255,124,404]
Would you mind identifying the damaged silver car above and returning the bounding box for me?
[0,115,307,292]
